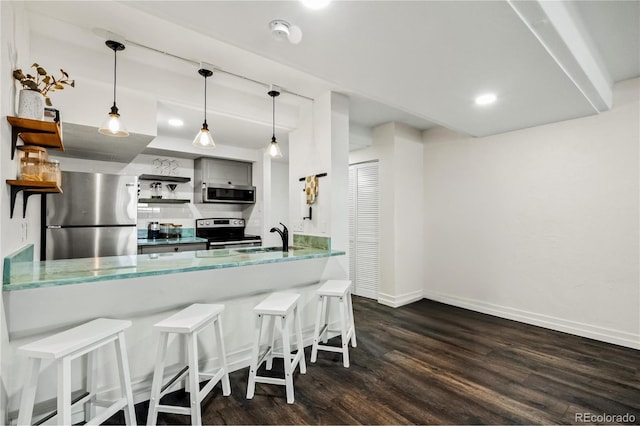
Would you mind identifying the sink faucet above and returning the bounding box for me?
[269,223,289,251]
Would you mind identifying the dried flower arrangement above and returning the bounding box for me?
[13,63,75,106]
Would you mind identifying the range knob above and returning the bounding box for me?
[205,221,210,226]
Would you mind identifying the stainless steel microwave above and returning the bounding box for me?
[201,183,256,204]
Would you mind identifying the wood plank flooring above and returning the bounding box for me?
[107,297,640,425]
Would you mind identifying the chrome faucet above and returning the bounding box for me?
[269,223,289,251]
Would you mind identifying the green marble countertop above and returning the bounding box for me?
[137,237,208,246]
[3,246,345,291]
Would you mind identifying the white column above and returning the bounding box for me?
[350,122,425,307]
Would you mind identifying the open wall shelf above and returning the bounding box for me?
[6,180,62,218]
[138,198,190,204]
[139,174,190,183]
[6,116,66,218]
[7,116,64,159]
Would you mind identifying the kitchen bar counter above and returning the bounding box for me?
[3,245,345,291]
[3,240,347,418]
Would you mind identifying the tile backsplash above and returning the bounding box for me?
[293,234,331,250]
[137,203,244,232]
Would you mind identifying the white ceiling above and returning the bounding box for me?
[22,0,640,160]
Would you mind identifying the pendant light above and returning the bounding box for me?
[99,40,128,137]
[193,67,215,148]
[267,87,283,158]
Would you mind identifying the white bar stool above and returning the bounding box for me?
[147,303,230,426]
[17,318,136,426]
[311,280,357,367]
[246,292,306,404]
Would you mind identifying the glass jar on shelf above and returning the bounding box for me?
[150,182,163,199]
[17,146,48,181]
[43,160,61,185]
[159,223,171,239]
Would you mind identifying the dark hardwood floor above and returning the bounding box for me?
[108,297,640,425]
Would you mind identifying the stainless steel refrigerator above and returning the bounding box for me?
[43,171,138,260]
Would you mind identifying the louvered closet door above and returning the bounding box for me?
[348,161,380,299]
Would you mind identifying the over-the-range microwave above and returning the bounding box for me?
[201,183,256,204]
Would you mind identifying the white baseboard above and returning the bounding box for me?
[423,290,640,350]
[378,289,424,308]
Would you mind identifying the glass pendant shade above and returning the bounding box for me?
[99,105,128,137]
[193,122,215,148]
[267,136,283,158]
[100,40,128,137]
[193,67,215,148]
[267,87,283,158]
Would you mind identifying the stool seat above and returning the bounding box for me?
[316,280,352,297]
[253,292,300,315]
[154,303,225,333]
[311,280,357,368]
[17,318,136,426]
[147,303,230,426]
[246,292,306,404]
[18,318,131,359]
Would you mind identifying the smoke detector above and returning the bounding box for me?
[269,20,303,44]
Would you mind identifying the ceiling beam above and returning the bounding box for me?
[508,0,612,112]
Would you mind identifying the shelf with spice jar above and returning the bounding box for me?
[6,116,64,218]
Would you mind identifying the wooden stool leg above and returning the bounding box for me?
[57,356,72,426]
[246,314,264,399]
[17,357,41,426]
[214,317,231,396]
[115,331,137,426]
[347,292,357,347]
[280,315,295,404]
[147,332,169,426]
[187,332,202,426]
[310,296,324,363]
[294,305,307,374]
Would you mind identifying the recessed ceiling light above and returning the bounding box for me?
[475,93,497,106]
[168,118,184,127]
[300,0,331,10]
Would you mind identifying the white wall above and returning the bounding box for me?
[289,92,350,250]
[422,78,640,349]
[263,161,289,247]
[1,3,32,422]
[288,91,349,284]
[392,124,425,303]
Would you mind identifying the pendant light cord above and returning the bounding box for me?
[204,74,207,125]
[272,94,276,139]
[112,47,117,107]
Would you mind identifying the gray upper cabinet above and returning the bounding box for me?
[194,157,252,186]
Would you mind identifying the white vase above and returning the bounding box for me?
[17,90,45,120]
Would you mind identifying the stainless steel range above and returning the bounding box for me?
[196,218,262,250]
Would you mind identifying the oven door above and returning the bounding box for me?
[208,239,262,250]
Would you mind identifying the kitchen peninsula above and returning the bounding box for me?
[2,238,346,419]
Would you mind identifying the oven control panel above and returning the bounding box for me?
[196,218,245,228]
